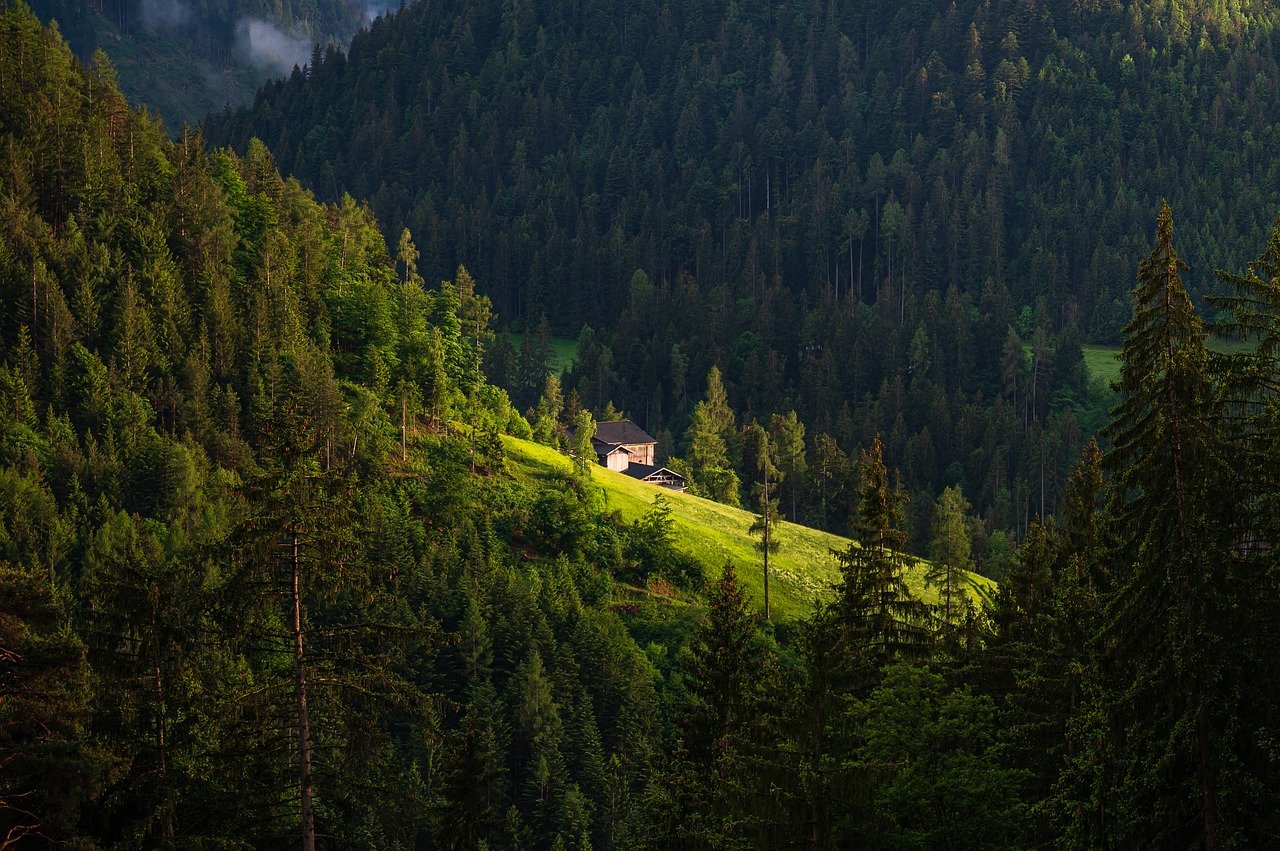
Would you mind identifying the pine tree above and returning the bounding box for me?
[570,409,596,476]
[78,510,206,843]
[746,422,782,621]
[510,649,566,844]
[0,563,105,846]
[832,435,932,688]
[680,560,776,845]
[691,561,759,751]
[1099,201,1249,847]
[810,433,849,531]
[685,400,740,507]
[1209,216,1280,552]
[783,601,859,847]
[702,366,735,437]
[226,377,360,851]
[533,373,565,445]
[437,710,502,849]
[927,485,975,626]
[768,411,806,522]
[397,228,419,284]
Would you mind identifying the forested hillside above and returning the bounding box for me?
[211,0,1280,320]
[0,6,657,844]
[6,5,1280,848]
[207,0,1280,544]
[29,0,385,127]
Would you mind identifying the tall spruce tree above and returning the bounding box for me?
[1099,202,1260,847]
[680,366,742,507]
[927,485,975,626]
[768,411,806,522]
[226,372,360,851]
[682,560,773,846]
[832,435,932,689]
[0,562,105,847]
[747,422,782,621]
[685,399,741,507]
[1209,217,1280,550]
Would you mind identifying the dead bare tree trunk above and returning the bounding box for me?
[292,530,316,851]
[763,473,771,622]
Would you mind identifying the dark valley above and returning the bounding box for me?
[3,0,1280,847]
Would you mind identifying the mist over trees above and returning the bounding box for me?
[6,2,1280,848]
[207,0,1280,548]
[29,0,393,126]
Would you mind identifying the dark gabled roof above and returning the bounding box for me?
[592,437,631,455]
[622,463,687,483]
[593,418,656,447]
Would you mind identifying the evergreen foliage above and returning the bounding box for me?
[833,436,934,686]
[746,421,781,621]
[204,0,1280,541]
[7,7,1280,848]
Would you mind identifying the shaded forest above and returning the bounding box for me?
[207,0,1280,543]
[5,4,1280,849]
[30,0,386,127]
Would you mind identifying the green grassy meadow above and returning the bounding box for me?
[1083,345,1122,387]
[505,333,579,375]
[503,435,996,620]
[1082,337,1254,389]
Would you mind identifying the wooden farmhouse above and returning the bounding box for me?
[583,419,689,491]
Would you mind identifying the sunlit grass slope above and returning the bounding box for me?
[504,435,996,620]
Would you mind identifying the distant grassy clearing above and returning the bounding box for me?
[1083,345,1122,388]
[503,333,578,375]
[1083,337,1254,389]
[503,435,996,620]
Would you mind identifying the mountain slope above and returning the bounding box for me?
[504,435,996,619]
[208,0,1280,328]
[204,0,1278,541]
[30,0,388,127]
[0,7,676,844]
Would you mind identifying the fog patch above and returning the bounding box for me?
[139,0,193,31]
[359,0,399,24]
[236,17,313,75]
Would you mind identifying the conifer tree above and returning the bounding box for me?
[691,561,759,751]
[0,562,104,847]
[1209,217,1280,552]
[702,366,735,438]
[571,409,596,476]
[768,411,806,522]
[78,511,207,843]
[437,711,502,849]
[747,422,782,621]
[1099,201,1243,848]
[533,373,565,445]
[1061,439,1106,579]
[397,228,419,284]
[927,485,975,625]
[226,375,360,851]
[685,400,741,507]
[832,435,932,688]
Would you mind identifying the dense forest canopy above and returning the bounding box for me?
[6,2,1280,849]
[210,0,1280,329]
[29,0,391,126]
[206,0,1280,546]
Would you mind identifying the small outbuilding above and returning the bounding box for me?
[576,419,688,491]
